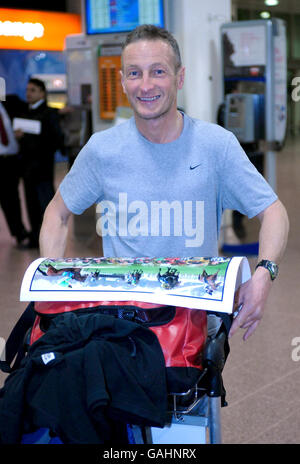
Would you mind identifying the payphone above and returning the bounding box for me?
[219,18,287,252]
[221,18,287,190]
[224,93,264,143]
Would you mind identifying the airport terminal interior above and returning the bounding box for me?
[0,0,300,445]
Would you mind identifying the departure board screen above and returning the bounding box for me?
[85,0,165,34]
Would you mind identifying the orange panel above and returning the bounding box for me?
[0,8,81,51]
[98,54,130,120]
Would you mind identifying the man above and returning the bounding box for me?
[40,25,289,340]
[0,95,29,246]
[15,78,63,248]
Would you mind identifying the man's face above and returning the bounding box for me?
[26,83,45,105]
[120,39,184,122]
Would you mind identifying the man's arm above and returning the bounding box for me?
[39,189,72,257]
[229,199,289,340]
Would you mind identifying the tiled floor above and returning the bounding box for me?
[221,136,300,444]
[0,136,299,443]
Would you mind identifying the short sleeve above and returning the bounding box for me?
[59,134,103,214]
[220,132,278,218]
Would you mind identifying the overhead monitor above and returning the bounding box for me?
[85,0,165,35]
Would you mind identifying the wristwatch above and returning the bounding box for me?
[255,260,279,281]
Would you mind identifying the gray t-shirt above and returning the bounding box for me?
[60,113,277,257]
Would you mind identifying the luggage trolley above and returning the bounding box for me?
[1,256,245,445]
[145,325,228,445]
[0,303,229,445]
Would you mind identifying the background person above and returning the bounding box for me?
[15,78,63,249]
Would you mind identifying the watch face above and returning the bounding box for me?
[269,261,278,279]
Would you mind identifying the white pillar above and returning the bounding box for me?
[171,0,232,122]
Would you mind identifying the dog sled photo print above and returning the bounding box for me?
[20,257,251,314]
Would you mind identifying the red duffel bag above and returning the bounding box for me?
[31,300,207,392]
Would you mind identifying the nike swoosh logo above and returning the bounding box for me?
[190,163,201,170]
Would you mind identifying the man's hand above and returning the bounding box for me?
[229,266,273,341]
[229,199,289,341]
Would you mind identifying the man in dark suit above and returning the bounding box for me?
[15,78,63,248]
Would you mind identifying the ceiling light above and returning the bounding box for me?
[260,11,271,18]
[264,0,279,6]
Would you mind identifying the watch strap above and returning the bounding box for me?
[255,259,278,281]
